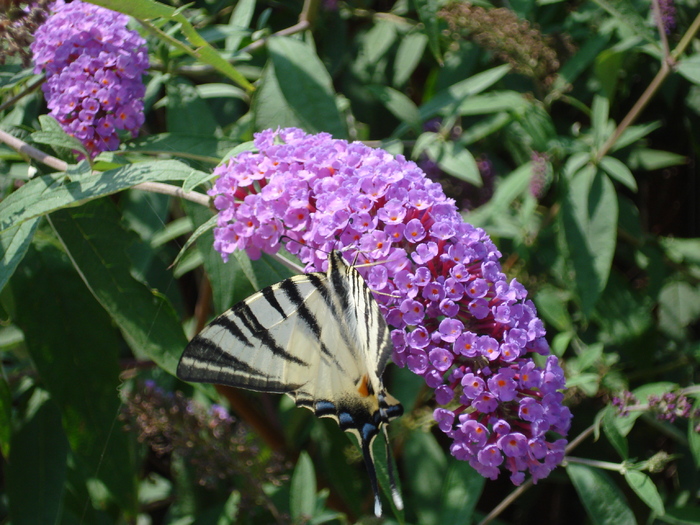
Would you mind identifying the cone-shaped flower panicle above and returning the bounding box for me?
[209,128,572,484]
[31,0,148,157]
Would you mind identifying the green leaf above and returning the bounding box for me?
[534,286,574,332]
[591,95,611,148]
[628,149,687,170]
[49,198,189,375]
[624,470,665,516]
[591,0,654,43]
[226,0,255,51]
[553,35,609,91]
[89,0,254,91]
[603,406,629,459]
[165,78,220,136]
[32,116,90,160]
[0,374,10,458]
[457,91,530,115]
[658,281,700,338]
[599,156,637,191]
[595,48,626,100]
[363,20,397,65]
[461,113,512,145]
[195,83,248,101]
[678,54,700,85]
[290,451,316,521]
[413,0,442,64]
[433,141,481,185]
[612,121,661,151]
[0,217,39,293]
[0,160,200,234]
[172,212,217,271]
[438,460,485,524]
[561,167,618,315]
[660,237,700,266]
[394,31,428,86]
[567,463,637,525]
[253,61,303,131]
[403,431,447,525]
[6,389,69,525]
[464,162,532,227]
[267,36,346,138]
[150,216,193,248]
[11,239,137,513]
[367,84,421,133]
[566,373,600,395]
[414,64,511,125]
[128,133,237,163]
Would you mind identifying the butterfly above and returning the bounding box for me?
[177,250,403,517]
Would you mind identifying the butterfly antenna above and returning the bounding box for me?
[383,425,404,510]
[361,436,384,517]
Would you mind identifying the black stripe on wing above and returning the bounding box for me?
[236,301,309,366]
[277,277,349,373]
[178,336,303,393]
[179,336,259,377]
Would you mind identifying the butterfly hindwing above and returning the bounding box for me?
[177,251,403,516]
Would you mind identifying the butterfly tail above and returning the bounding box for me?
[383,425,404,511]
[360,435,383,517]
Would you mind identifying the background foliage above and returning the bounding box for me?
[1,0,699,523]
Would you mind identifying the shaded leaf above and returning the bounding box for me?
[253,61,307,132]
[166,78,220,136]
[599,156,637,191]
[678,54,700,85]
[603,406,629,459]
[0,374,10,458]
[413,0,442,63]
[7,389,69,525]
[394,31,428,86]
[403,431,447,525]
[0,217,39,293]
[226,0,255,51]
[561,167,618,315]
[363,20,397,65]
[290,451,316,521]
[267,37,345,137]
[11,238,137,513]
[128,132,237,162]
[624,470,665,516]
[367,84,421,133]
[49,198,188,375]
[0,160,200,234]
[567,463,637,525]
[438,460,485,524]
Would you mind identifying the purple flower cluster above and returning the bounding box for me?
[530,151,549,199]
[210,128,572,485]
[121,381,289,498]
[31,0,148,157]
[614,389,700,428]
[657,0,676,34]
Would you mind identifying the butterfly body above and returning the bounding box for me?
[177,251,403,517]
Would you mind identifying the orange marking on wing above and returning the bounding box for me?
[357,375,370,397]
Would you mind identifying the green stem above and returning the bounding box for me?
[0,75,45,113]
[595,12,700,161]
[564,456,627,472]
[479,422,597,524]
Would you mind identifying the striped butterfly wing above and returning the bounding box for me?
[177,251,403,517]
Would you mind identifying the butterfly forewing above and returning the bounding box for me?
[177,250,403,517]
